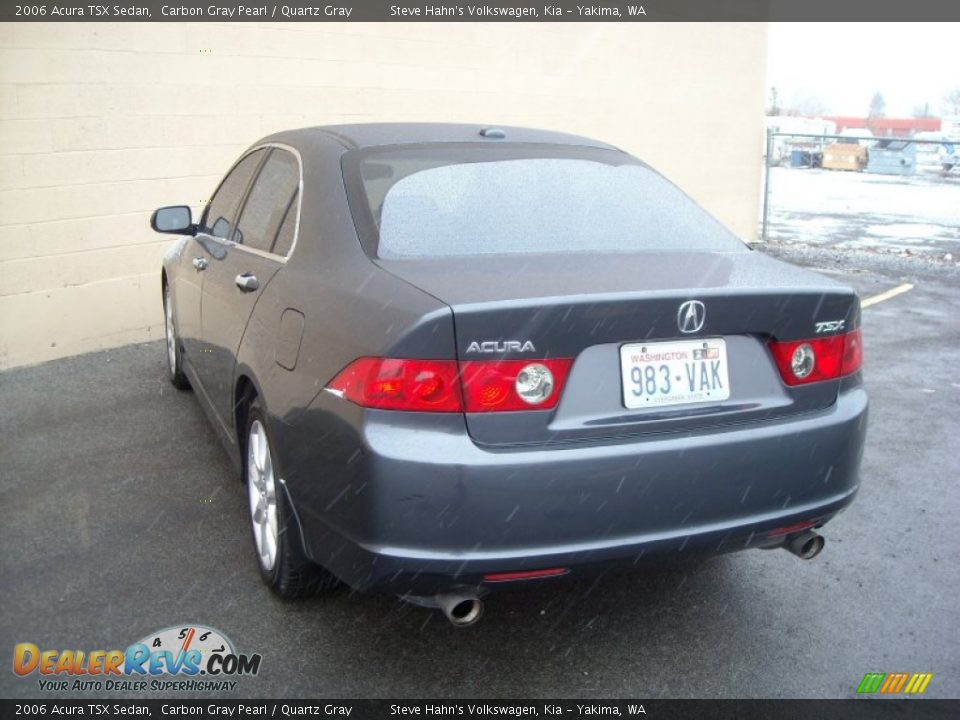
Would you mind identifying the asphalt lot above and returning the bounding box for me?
[2,249,958,699]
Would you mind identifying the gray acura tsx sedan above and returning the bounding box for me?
[153,123,867,626]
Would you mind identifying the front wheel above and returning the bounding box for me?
[163,284,190,390]
[245,401,338,597]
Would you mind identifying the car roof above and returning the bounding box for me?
[258,122,619,152]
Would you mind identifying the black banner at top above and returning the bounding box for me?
[3,0,960,22]
[0,700,958,720]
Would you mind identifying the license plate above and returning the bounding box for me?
[620,338,731,409]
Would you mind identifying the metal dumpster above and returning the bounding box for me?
[866,140,917,176]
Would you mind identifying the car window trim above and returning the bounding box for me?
[269,187,300,255]
[229,143,304,264]
[199,147,269,239]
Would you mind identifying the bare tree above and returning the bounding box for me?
[944,87,960,116]
[767,87,781,116]
[869,92,886,119]
[912,102,933,119]
[788,92,828,117]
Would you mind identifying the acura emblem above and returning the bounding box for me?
[677,300,706,334]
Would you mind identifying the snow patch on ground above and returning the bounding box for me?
[865,224,948,239]
[763,167,960,260]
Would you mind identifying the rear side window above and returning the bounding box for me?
[235,149,300,254]
[201,149,266,239]
[344,146,745,259]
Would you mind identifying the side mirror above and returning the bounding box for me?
[151,205,195,235]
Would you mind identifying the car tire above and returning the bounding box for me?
[163,284,190,390]
[244,400,339,598]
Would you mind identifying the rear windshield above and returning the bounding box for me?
[342,144,745,259]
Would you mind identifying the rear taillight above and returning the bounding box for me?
[840,328,863,376]
[460,358,572,412]
[327,357,573,412]
[768,329,863,386]
[326,357,463,412]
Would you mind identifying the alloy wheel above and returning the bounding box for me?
[247,420,279,572]
[164,290,177,375]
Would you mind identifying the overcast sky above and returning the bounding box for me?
[767,23,959,117]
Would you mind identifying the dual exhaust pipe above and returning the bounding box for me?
[436,592,484,627]
[409,530,824,626]
[784,529,825,560]
[403,590,484,628]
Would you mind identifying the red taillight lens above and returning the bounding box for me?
[327,357,573,412]
[840,328,863,376]
[460,358,573,412]
[768,329,863,386]
[326,357,463,412]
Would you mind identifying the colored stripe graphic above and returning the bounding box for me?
[880,673,909,693]
[857,672,932,694]
[904,673,933,694]
[857,673,885,694]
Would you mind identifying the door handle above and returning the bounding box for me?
[192,257,208,271]
[235,274,259,292]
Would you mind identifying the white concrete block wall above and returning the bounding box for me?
[0,22,767,369]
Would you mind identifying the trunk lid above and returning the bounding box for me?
[376,250,860,446]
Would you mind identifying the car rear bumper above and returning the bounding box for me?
[282,386,867,595]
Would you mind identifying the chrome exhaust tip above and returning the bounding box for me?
[437,593,484,627]
[785,530,825,560]
[401,590,485,627]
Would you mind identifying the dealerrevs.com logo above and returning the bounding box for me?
[13,625,261,692]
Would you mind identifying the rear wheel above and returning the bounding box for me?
[163,284,190,390]
[244,400,338,597]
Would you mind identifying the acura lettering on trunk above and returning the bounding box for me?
[154,123,868,626]
[466,340,537,353]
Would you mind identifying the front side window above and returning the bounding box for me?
[344,145,745,259]
[201,149,266,240]
[234,149,300,254]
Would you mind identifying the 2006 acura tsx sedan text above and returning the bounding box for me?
[153,123,867,626]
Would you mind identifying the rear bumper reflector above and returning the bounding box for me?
[483,568,570,583]
[766,520,817,537]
